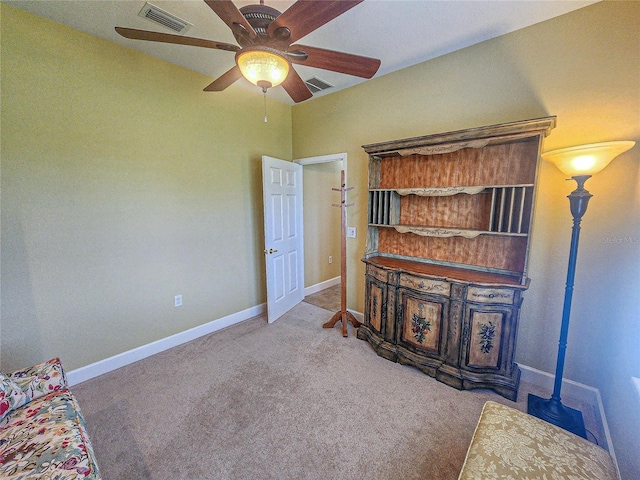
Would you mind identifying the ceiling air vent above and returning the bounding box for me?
[304,77,334,94]
[138,3,192,34]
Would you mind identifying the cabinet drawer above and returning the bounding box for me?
[399,273,450,296]
[467,287,514,305]
[367,264,388,283]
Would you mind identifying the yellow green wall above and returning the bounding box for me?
[291,2,639,478]
[1,5,292,369]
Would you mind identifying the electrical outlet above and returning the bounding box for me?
[174,295,182,307]
[347,227,357,238]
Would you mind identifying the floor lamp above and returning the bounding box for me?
[527,140,635,438]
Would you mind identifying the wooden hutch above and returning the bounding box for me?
[357,117,556,400]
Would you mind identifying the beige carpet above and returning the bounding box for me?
[72,298,605,480]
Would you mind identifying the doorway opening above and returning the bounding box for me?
[296,153,346,306]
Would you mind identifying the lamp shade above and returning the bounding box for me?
[236,47,290,91]
[542,141,635,177]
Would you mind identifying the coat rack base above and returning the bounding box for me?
[323,310,362,337]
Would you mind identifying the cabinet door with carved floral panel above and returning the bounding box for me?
[365,277,386,335]
[461,304,514,372]
[397,289,449,360]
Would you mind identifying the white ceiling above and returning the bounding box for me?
[5,0,598,105]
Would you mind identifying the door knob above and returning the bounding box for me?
[264,248,278,254]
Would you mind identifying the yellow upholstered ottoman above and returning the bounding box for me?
[458,401,618,479]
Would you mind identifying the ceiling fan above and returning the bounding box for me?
[115,0,381,103]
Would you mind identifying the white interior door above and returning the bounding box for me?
[262,156,304,323]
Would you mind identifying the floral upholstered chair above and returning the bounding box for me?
[1,358,101,479]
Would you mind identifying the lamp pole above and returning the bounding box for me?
[527,175,592,438]
[531,140,634,438]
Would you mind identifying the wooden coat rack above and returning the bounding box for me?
[323,170,362,337]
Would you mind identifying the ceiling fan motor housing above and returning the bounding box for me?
[239,4,287,40]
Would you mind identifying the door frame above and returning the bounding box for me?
[295,153,347,295]
[295,152,346,172]
[295,152,348,226]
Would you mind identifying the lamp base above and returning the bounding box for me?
[527,394,587,438]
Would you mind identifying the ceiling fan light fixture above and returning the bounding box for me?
[116,0,380,103]
[236,47,290,91]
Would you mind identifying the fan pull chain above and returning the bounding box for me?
[264,90,268,123]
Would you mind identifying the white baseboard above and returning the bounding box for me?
[519,364,599,405]
[304,278,364,323]
[304,276,340,296]
[68,277,343,386]
[67,303,265,386]
[68,278,343,387]
[519,364,617,471]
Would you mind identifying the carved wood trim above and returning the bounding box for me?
[395,186,486,197]
[397,139,490,156]
[362,116,556,156]
[393,225,484,239]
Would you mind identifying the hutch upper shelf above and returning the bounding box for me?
[363,116,556,285]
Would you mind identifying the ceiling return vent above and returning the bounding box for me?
[304,77,334,94]
[138,3,192,34]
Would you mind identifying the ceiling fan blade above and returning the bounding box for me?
[203,66,243,91]
[267,0,363,44]
[115,27,240,51]
[204,0,257,41]
[289,44,380,79]
[281,69,313,103]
